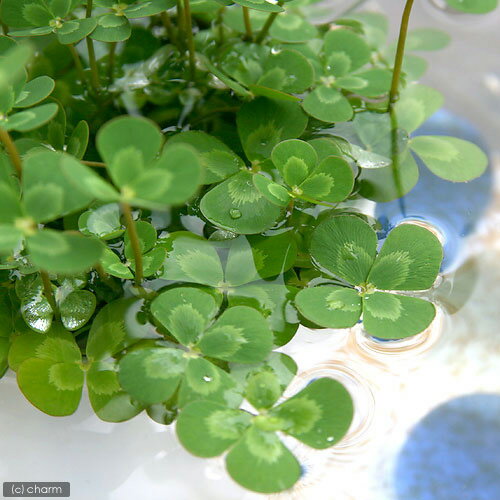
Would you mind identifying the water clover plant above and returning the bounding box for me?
[295,216,443,339]
[0,0,494,493]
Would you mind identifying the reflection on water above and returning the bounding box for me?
[395,394,500,500]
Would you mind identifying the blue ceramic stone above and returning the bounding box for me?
[395,394,500,500]
[375,109,492,273]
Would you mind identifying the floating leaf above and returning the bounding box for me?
[363,292,436,339]
[200,171,282,234]
[271,139,318,186]
[269,14,317,43]
[310,215,377,285]
[167,131,244,184]
[323,28,371,74]
[252,174,291,207]
[405,28,451,51]
[367,223,443,291]
[302,86,353,123]
[79,203,123,240]
[237,97,308,161]
[445,0,497,14]
[409,136,488,182]
[295,285,361,328]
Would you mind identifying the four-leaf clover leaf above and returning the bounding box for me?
[176,372,353,493]
[295,215,443,339]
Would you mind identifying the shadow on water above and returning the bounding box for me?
[395,394,500,500]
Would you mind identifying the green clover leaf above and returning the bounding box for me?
[295,215,443,339]
[176,376,353,493]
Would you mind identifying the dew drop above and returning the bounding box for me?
[203,376,212,382]
[229,209,242,219]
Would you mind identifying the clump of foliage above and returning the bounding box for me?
[0,0,495,493]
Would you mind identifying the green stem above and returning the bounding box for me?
[176,0,186,48]
[216,7,226,45]
[183,0,196,81]
[242,7,252,40]
[82,160,106,168]
[85,0,100,93]
[0,127,22,179]
[68,44,86,85]
[121,202,144,287]
[40,271,59,319]
[108,42,116,83]
[255,2,283,44]
[388,0,415,110]
[297,194,339,208]
[161,11,177,44]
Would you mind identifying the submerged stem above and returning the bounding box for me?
[255,2,283,44]
[121,202,144,286]
[0,127,23,179]
[40,271,59,319]
[85,0,100,93]
[388,0,415,110]
[183,0,196,80]
[242,7,252,40]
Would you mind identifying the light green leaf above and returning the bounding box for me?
[118,347,186,404]
[87,362,143,422]
[350,68,391,98]
[161,232,223,286]
[124,0,172,18]
[226,426,301,493]
[269,14,317,43]
[1,0,45,28]
[178,356,242,408]
[167,131,244,185]
[18,358,84,416]
[300,156,354,203]
[410,135,488,182]
[368,223,442,290]
[405,28,451,51]
[295,285,361,328]
[445,0,497,14]
[302,86,353,123]
[252,174,291,207]
[198,306,273,363]
[108,146,144,188]
[124,220,156,258]
[79,203,123,240]
[200,171,282,234]
[27,230,104,274]
[311,215,377,285]
[66,120,89,159]
[91,13,131,42]
[151,287,218,345]
[394,84,444,133]
[8,26,54,37]
[99,247,133,279]
[23,183,64,223]
[56,17,98,44]
[362,292,436,339]
[59,290,96,331]
[14,75,54,108]
[237,97,308,161]
[271,139,318,187]
[96,115,163,166]
[86,298,156,361]
[0,225,23,255]
[3,102,58,132]
[262,49,314,93]
[0,184,22,224]
[271,377,353,448]
[323,28,371,74]
[245,370,282,410]
[177,400,251,457]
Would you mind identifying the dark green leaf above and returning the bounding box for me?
[14,75,54,108]
[302,86,353,123]
[59,290,96,331]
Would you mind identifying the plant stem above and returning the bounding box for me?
[108,42,116,83]
[85,0,100,93]
[183,0,196,81]
[255,2,283,44]
[121,202,144,286]
[388,0,415,110]
[0,127,22,179]
[161,11,176,44]
[216,7,226,45]
[242,7,252,40]
[82,160,106,168]
[176,0,186,47]
[40,271,59,319]
[68,44,87,85]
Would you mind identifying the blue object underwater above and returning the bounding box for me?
[376,109,492,273]
[395,393,500,500]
